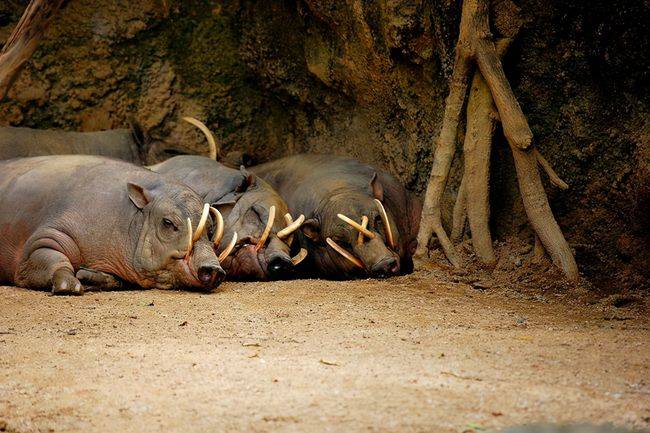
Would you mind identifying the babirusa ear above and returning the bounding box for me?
[127,182,151,209]
[370,173,384,201]
[238,166,256,192]
[129,118,146,148]
[301,218,321,242]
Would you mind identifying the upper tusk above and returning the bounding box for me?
[192,203,210,242]
[277,214,304,239]
[283,213,295,246]
[337,213,375,239]
[209,206,224,247]
[184,217,193,261]
[291,248,308,266]
[182,116,217,160]
[255,205,276,251]
[357,215,369,245]
[218,232,238,262]
[326,237,364,269]
[374,199,395,249]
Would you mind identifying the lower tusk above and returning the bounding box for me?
[218,232,238,262]
[291,248,308,265]
[277,214,304,239]
[326,237,364,269]
[182,116,218,161]
[337,213,375,239]
[374,199,395,249]
[192,203,210,242]
[255,205,276,251]
[184,217,193,261]
[357,215,369,245]
[209,206,224,247]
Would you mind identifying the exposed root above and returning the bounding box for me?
[451,175,467,243]
[533,234,546,263]
[534,149,569,190]
[511,146,578,279]
[462,57,502,265]
[414,12,471,267]
[416,0,578,280]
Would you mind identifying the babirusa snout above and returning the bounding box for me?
[198,264,226,286]
[370,255,400,278]
[192,240,226,288]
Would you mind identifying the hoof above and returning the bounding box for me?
[76,268,122,290]
[52,269,83,295]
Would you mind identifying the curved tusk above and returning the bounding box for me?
[374,199,395,249]
[255,205,276,251]
[184,217,193,261]
[192,203,210,242]
[182,116,217,160]
[357,215,369,245]
[326,237,364,269]
[291,248,308,265]
[277,214,305,239]
[283,213,295,245]
[218,232,238,262]
[337,213,375,239]
[209,206,225,247]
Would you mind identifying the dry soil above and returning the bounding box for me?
[0,270,648,433]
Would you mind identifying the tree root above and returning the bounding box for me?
[0,0,65,100]
[451,175,467,243]
[415,43,470,267]
[461,41,510,266]
[533,234,546,263]
[416,0,579,281]
[535,149,569,190]
[510,145,578,279]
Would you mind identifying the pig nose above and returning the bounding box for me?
[268,255,293,280]
[370,257,400,278]
[198,264,227,286]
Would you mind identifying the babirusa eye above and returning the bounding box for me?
[162,218,177,231]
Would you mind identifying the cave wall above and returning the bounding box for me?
[0,0,647,289]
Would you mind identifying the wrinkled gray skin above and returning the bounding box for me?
[0,155,225,294]
[0,125,191,164]
[150,155,295,280]
[252,154,421,279]
[0,125,145,162]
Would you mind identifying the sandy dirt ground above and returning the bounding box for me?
[0,270,648,433]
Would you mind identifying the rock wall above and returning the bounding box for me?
[0,0,647,290]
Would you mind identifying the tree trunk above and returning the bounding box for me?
[0,0,64,100]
